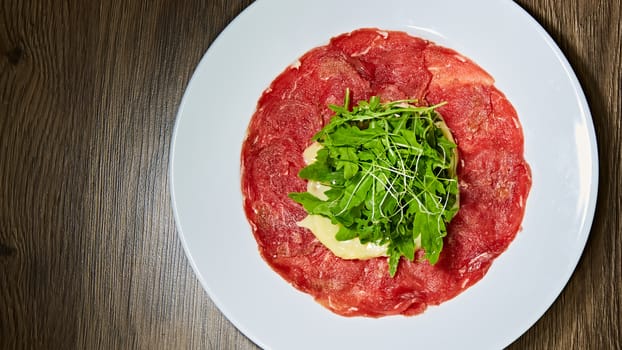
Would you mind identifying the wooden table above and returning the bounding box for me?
[1,0,619,349]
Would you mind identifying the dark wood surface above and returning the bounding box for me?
[1,0,619,349]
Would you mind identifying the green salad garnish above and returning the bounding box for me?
[289,90,459,276]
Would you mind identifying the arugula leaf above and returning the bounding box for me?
[289,89,459,277]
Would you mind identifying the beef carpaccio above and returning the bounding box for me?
[241,28,531,317]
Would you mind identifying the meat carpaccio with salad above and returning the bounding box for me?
[240,28,531,317]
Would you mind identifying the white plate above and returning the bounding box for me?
[169,0,598,349]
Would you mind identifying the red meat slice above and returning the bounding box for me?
[241,28,531,317]
[245,99,323,149]
[241,138,313,258]
[427,84,524,156]
[424,44,494,88]
[261,46,372,122]
[331,29,432,100]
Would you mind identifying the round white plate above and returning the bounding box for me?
[169,0,598,349]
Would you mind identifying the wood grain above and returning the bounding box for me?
[0,0,619,349]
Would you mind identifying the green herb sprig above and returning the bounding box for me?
[289,90,459,276]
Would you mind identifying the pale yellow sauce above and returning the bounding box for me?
[298,142,388,259]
